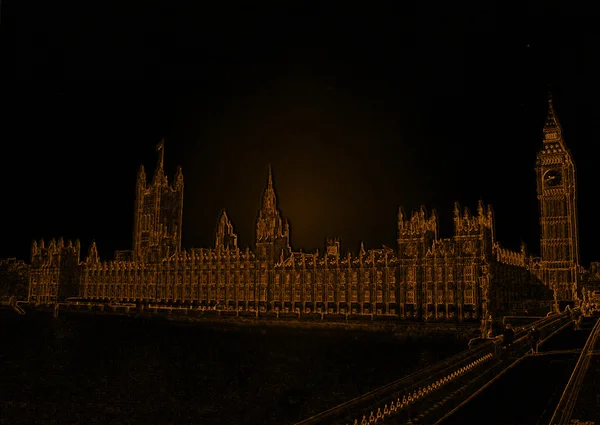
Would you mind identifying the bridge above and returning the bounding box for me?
[294,310,600,425]
[0,297,26,315]
[548,315,600,424]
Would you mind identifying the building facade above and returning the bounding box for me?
[29,101,582,320]
[395,203,551,321]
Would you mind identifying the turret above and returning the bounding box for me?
[326,238,341,258]
[87,241,99,263]
[137,165,146,186]
[454,201,494,237]
[175,165,184,191]
[75,239,81,259]
[397,205,438,260]
[31,240,38,262]
[215,209,239,251]
[398,206,437,240]
[453,201,495,258]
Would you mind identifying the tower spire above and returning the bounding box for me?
[268,164,273,188]
[262,164,276,210]
[544,93,563,142]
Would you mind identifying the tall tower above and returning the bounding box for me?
[132,140,184,262]
[255,165,290,263]
[536,96,579,302]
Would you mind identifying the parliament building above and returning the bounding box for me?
[27,99,584,322]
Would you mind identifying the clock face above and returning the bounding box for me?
[544,169,562,187]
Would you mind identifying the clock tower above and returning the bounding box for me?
[536,96,580,302]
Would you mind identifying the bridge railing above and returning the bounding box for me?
[294,312,570,425]
[508,311,573,355]
[294,343,497,425]
[548,316,600,425]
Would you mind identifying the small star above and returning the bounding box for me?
[526,44,531,48]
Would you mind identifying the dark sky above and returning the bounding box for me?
[2,3,599,265]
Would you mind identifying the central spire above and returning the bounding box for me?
[262,164,276,211]
[267,163,273,189]
[255,164,290,261]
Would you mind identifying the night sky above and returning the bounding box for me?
[3,3,599,266]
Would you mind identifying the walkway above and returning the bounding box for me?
[293,312,572,425]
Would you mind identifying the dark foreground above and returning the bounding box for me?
[0,310,468,425]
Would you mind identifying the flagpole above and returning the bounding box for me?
[156,138,165,170]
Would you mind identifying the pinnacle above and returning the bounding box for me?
[267,164,273,188]
[220,209,229,221]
